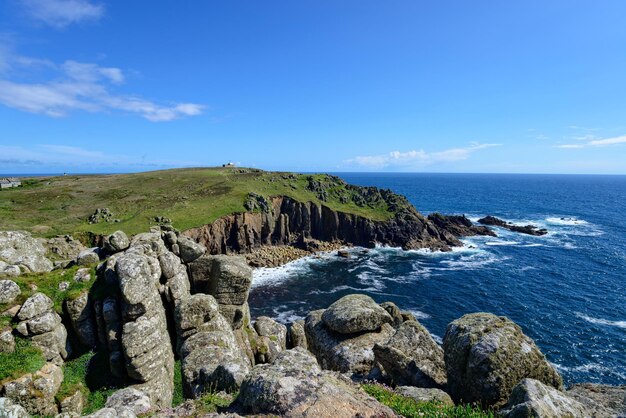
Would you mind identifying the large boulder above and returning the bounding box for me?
[289,319,308,349]
[238,347,396,417]
[103,231,130,253]
[305,309,395,377]
[373,320,447,388]
[2,363,63,416]
[44,234,86,260]
[65,290,97,348]
[0,231,53,274]
[177,236,206,263]
[566,383,626,418]
[0,279,20,304]
[395,386,454,406]
[188,255,252,305]
[443,313,562,408]
[500,379,588,418]
[0,328,15,353]
[0,397,30,418]
[105,388,152,416]
[77,248,100,266]
[321,294,393,334]
[253,316,287,364]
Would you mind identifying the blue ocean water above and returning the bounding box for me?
[248,173,626,386]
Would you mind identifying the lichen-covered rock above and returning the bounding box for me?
[305,309,395,377]
[500,379,588,418]
[0,328,15,353]
[17,293,54,321]
[321,294,393,334]
[380,301,404,327]
[289,319,307,349]
[443,313,562,408]
[188,255,252,305]
[103,231,130,253]
[45,234,86,260]
[176,236,205,263]
[0,261,20,278]
[0,231,53,274]
[238,347,396,417]
[59,389,85,416]
[77,248,100,266]
[105,388,152,416]
[253,316,287,363]
[373,320,447,388]
[3,363,63,416]
[73,267,92,283]
[174,294,221,342]
[0,397,30,418]
[158,251,190,308]
[0,279,20,304]
[65,291,97,348]
[395,386,454,406]
[566,383,626,418]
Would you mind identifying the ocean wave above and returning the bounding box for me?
[552,362,626,381]
[407,309,431,320]
[485,240,520,246]
[575,313,626,329]
[546,217,589,226]
[309,285,381,295]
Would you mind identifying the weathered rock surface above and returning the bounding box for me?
[44,235,86,260]
[500,379,588,418]
[478,216,548,236]
[59,389,85,416]
[2,363,63,416]
[373,320,447,388]
[305,309,395,377]
[188,255,252,305]
[0,261,20,278]
[105,388,152,417]
[395,386,454,406]
[73,267,91,283]
[77,248,100,266]
[0,279,20,304]
[103,231,130,254]
[0,328,15,353]
[321,294,393,334]
[253,316,287,363]
[443,313,562,408]
[289,319,307,349]
[177,236,206,263]
[566,383,626,418]
[428,213,497,237]
[238,347,396,417]
[65,290,97,348]
[0,231,53,275]
[0,397,30,418]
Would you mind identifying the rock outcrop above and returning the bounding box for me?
[500,378,588,418]
[65,290,97,348]
[373,320,447,388]
[253,316,287,364]
[0,231,53,276]
[103,231,130,254]
[566,383,626,418]
[238,347,396,417]
[44,235,86,261]
[0,397,29,418]
[2,363,63,416]
[478,216,548,236]
[443,313,562,408]
[321,294,393,334]
[428,213,497,237]
[395,386,454,406]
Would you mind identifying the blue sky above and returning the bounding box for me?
[1,1,626,174]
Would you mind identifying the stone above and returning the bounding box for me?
[177,236,206,263]
[2,304,21,319]
[103,231,130,253]
[45,235,86,260]
[0,280,20,304]
[17,293,54,321]
[395,386,454,406]
[500,378,588,418]
[174,294,221,341]
[373,320,447,388]
[77,248,100,266]
[289,319,307,349]
[73,268,91,282]
[305,309,395,377]
[0,328,15,353]
[238,347,396,418]
[321,294,393,334]
[380,301,404,327]
[128,232,167,258]
[0,397,30,418]
[253,316,287,363]
[443,313,562,408]
[58,281,70,291]
[188,255,252,305]
[3,363,63,416]
[31,322,68,364]
[65,291,97,348]
[105,388,152,416]
[0,231,53,274]
[26,311,61,335]
[0,261,20,278]
[566,383,626,418]
[60,389,85,415]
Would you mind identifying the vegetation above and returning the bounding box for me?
[0,167,406,238]
[172,360,184,407]
[362,383,494,418]
[0,338,46,384]
[196,388,237,414]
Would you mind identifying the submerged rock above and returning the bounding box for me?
[443,312,562,408]
[500,378,588,418]
[238,347,396,417]
[321,294,393,334]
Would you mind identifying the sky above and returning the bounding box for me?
[1,1,626,174]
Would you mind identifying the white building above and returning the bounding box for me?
[0,178,22,189]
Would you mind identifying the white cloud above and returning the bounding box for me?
[21,0,104,28]
[0,52,204,121]
[346,143,500,169]
[556,134,626,149]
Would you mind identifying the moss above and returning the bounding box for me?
[0,337,46,384]
[362,383,494,418]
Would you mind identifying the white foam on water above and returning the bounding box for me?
[356,271,386,291]
[431,334,443,345]
[271,307,304,324]
[552,362,626,381]
[407,309,431,320]
[485,240,520,246]
[309,285,381,295]
[575,312,626,329]
[522,243,544,248]
[546,217,589,226]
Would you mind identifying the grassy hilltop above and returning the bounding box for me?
[0,167,404,238]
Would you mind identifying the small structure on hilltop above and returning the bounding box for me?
[0,177,21,189]
[222,162,236,168]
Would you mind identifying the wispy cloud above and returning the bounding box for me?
[555,134,626,149]
[0,50,204,121]
[346,143,500,169]
[20,0,104,28]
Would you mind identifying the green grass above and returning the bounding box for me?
[173,360,184,407]
[196,389,237,414]
[362,384,494,418]
[0,337,46,384]
[0,167,405,238]
[0,265,97,315]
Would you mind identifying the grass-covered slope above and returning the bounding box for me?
[0,167,408,237]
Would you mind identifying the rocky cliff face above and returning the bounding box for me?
[183,196,461,254]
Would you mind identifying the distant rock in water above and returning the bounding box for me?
[478,216,548,236]
[428,213,497,237]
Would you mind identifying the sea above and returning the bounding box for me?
[248,173,626,387]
